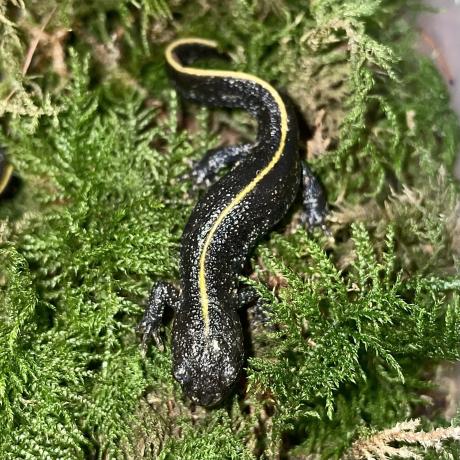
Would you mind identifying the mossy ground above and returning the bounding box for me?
[1,1,460,459]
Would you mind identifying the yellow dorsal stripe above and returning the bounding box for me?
[166,38,288,336]
[0,164,13,194]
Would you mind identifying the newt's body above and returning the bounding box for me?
[138,38,327,406]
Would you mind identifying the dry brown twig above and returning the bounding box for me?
[307,109,331,160]
[344,419,460,460]
[22,6,57,76]
[4,6,58,106]
[419,29,454,86]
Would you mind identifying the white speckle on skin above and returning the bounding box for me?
[212,338,220,352]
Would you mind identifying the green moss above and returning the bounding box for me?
[0,0,460,458]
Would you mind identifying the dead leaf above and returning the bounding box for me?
[307,109,331,159]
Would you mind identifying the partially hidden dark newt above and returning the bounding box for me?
[138,38,328,407]
[0,147,14,197]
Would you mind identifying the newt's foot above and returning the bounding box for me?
[300,162,329,233]
[136,315,163,351]
[136,281,180,352]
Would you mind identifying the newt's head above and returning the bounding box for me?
[171,308,244,406]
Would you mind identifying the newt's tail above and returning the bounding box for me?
[164,37,285,121]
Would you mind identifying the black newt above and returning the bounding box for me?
[0,147,14,197]
[138,38,327,406]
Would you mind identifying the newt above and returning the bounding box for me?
[138,38,327,406]
[0,147,14,197]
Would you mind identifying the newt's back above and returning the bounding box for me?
[166,39,301,323]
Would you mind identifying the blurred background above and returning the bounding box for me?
[418,1,460,175]
[419,0,460,419]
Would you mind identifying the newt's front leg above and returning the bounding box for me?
[137,281,181,348]
[187,143,253,188]
[299,162,328,230]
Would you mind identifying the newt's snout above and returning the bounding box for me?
[172,332,243,406]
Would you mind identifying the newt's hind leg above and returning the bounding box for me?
[188,143,252,188]
[299,162,328,230]
[238,285,260,307]
[238,285,271,325]
[137,282,181,348]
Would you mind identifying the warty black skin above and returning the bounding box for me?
[138,38,328,407]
